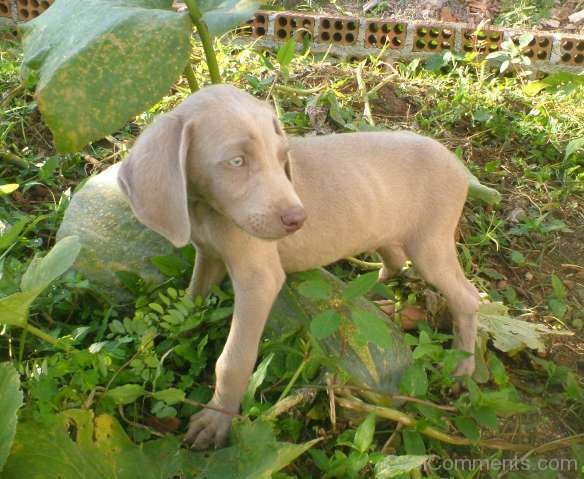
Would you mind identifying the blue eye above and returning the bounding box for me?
[228,156,245,167]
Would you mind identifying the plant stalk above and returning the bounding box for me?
[24,323,68,350]
[183,63,199,92]
[183,0,222,84]
[337,396,533,451]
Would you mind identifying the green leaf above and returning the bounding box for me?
[0,236,81,328]
[548,298,567,319]
[551,274,567,299]
[453,416,480,441]
[354,413,376,453]
[105,384,145,405]
[20,0,192,152]
[21,236,81,292]
[152,387,185,405]
[479,388,533,415]
[509,250,525,265]
[352,309,393,348]
[399,363,427,397]
[473,108,492,123]
[310,310,341,340]
[276,37,296,68]
[0,184,19,196]
[0,292,38,327]
[0,217,31,253]
[374,455,434,478]
[151,255,185,277]
[297,279,333,300]
[523,80,549,96]
[201,0,261,37]
[0,363,23,472]
[186,419,319,478]
[2,410,184,479]
[343,271,379,300]
[469,406,498,429]
[424,52,446,72]
[564,137,584,161]
[402,430,426,455]
[242,353,273,412]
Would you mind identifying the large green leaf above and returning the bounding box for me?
[0,363,23,473]
[20,235,81,292]
[200,0,261,36]
[2,412,316,479]
[2,409,185,479]
[0,236,81,328]
[20,0,192,152]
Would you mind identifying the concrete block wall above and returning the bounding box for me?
[1,2,582,73]
[241,10,584,73]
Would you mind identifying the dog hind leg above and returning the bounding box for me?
[405,238,480,376]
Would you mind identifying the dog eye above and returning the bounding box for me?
[228,156,245,167]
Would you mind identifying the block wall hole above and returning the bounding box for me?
[274,13,314,43]
[413,25,454,52]
[463,29,502,54]
[0,0,10,17]
[559,38,584,65]
[318,16,359,45]
[364,20,406,49]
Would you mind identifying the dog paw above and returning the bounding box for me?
[454,356,475,377]
[184,407,233,450]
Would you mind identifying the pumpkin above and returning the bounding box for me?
[57,164,413,396]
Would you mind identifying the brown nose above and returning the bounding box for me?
[281,206,306,232]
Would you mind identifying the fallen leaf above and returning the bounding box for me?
[478,302,572,355]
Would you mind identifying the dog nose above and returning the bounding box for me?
[281,206,306,232]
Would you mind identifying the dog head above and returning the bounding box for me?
[118,85,306,246]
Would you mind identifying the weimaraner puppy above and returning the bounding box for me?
[118,84,480,449]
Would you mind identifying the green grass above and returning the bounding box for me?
[1,26,584,478]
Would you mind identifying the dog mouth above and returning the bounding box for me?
[242,212,299,240]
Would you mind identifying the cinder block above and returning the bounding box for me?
[241,10,269,38]
[274,13,314,42]
[462,28,503,54]
[513,34,552,61]
[16,0,51,20]
[559,37,584,65]
[364,20,406,49]
[412,24,454,52]
[318,15,359,45]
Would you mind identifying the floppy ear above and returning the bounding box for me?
[272,116,295,183]
[118,113,194,247]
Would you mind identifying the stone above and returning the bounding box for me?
[568,9,584,25]
[541,18,560,29]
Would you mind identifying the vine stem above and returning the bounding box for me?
[24,323,68,350]
[183,63,199,92]
[337,395,533,451]
[183,0,222,84]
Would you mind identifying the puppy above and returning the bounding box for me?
[118,84,480,449]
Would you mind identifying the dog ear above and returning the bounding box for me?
[272,116,295,183]
[118,113,194,247]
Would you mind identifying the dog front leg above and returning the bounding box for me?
[187,249,227,299]
[185,264,285,449]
